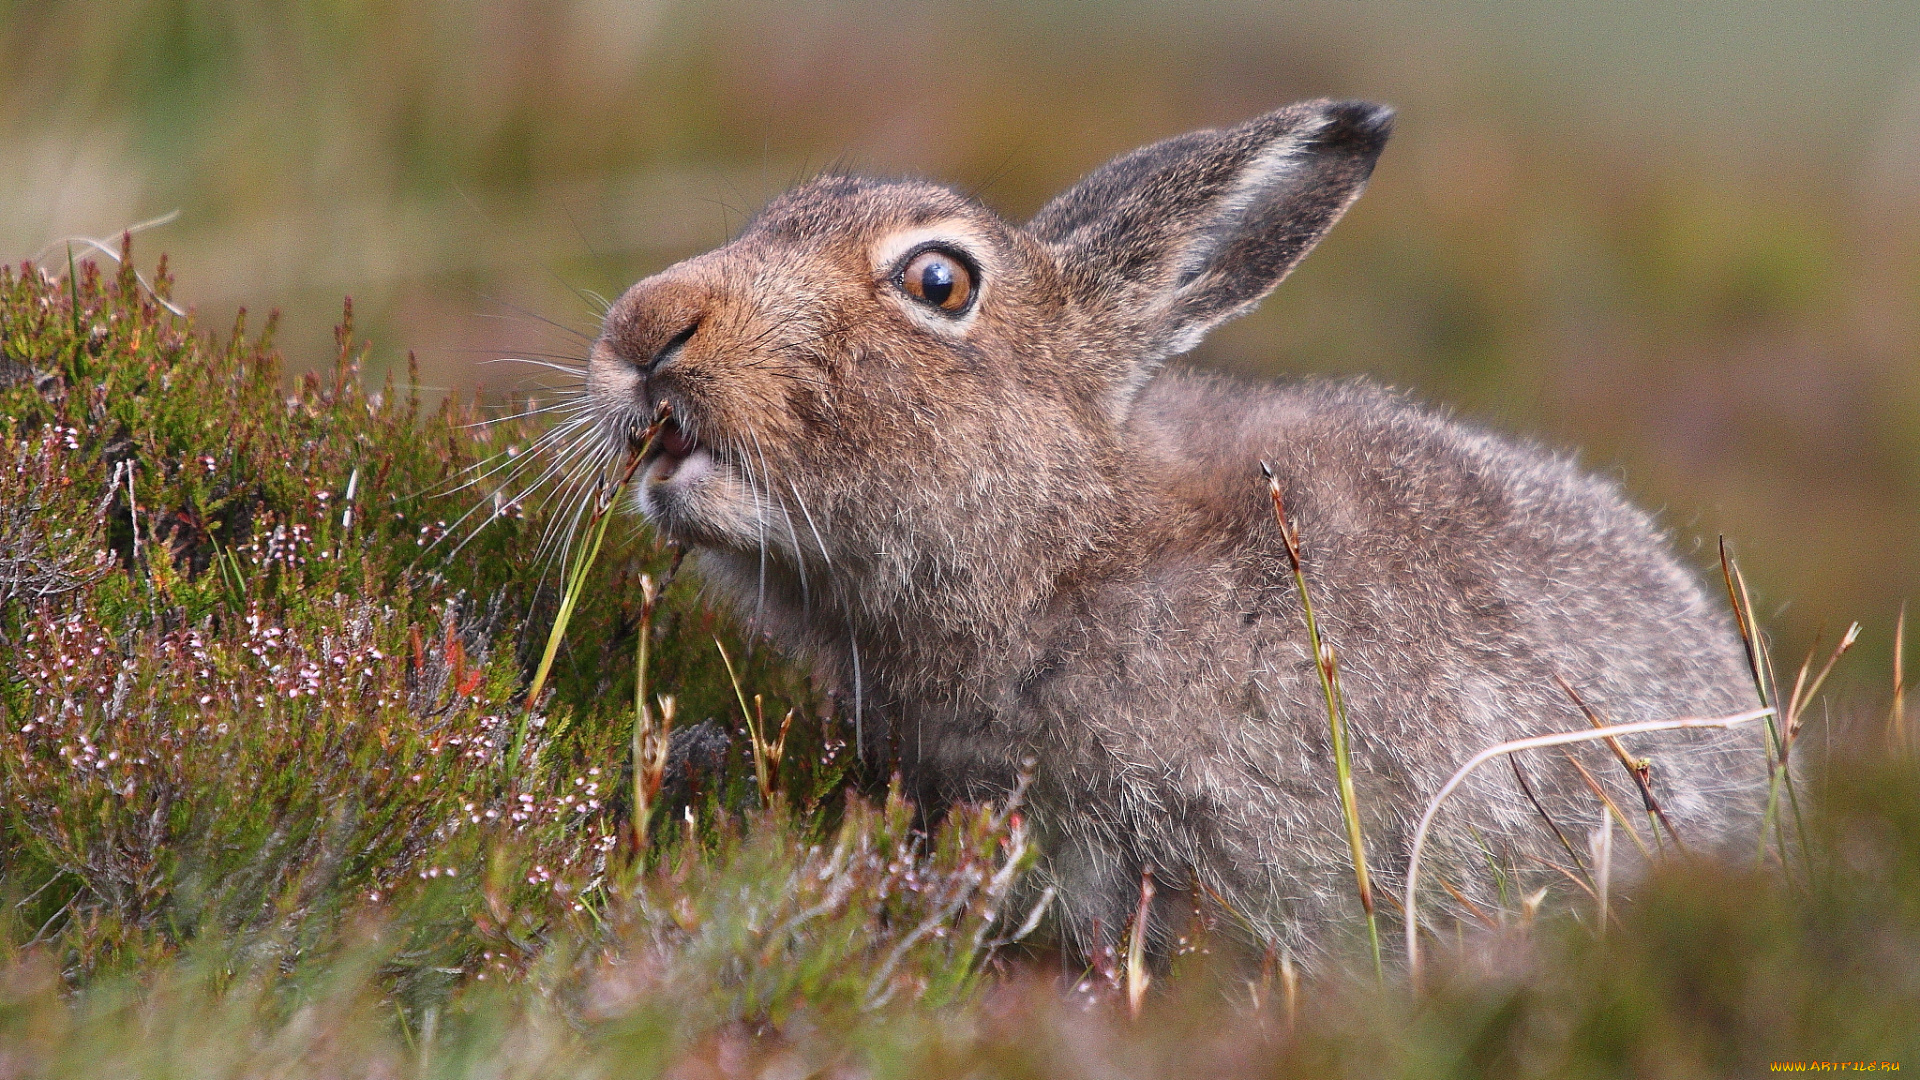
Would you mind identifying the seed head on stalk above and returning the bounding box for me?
[1260,462,1381,981]
[513,403,672,773]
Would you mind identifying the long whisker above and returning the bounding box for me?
[725,437,768,637]
[432,418,603,547]
[425,414,593,500]
[748,426,804,613]
[532,446,619,584]
[432,423,606,560]
[481,356,591,377]
[735,318,796,356]
[440,346,590,362]
[783,477,861,760]
[735,367,834,393]
[530,441,619,566]
[848,615,864,764]
[460,397,593,429]
[735,324,846,365]
[789,479,833,571]
[758,437,808,612]
[763,325,856,355]
[575,287,613,316]
[470,297,596,343]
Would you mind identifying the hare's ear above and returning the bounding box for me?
[1027,99,1391,382]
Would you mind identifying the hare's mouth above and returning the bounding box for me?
[632,410,747,545]
[641,414,700,483]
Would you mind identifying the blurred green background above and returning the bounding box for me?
[4,0,1917,690]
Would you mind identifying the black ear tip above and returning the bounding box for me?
[1317,100,1396,154]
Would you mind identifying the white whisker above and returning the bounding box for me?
[461,397,592,429]
[432,419,605,559]
[481,356,590,377]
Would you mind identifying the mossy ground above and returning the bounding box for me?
[1,248,1915,1076]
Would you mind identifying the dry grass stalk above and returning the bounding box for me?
[1559,750,1653,861]
[1717,539,1815,875]
[714,639,792,808]
[630,552,687,855]
[1260,462,1382,980]
[1402,706,1775,986]
[1508,754,1589,880]
[1766,622,1858,883]
[1555,674,1684,851]
[1125,868,1155,1019]
[1781,623,1860,766]
[1892,603,1909,752]
[631,690,675,857]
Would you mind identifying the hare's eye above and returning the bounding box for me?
[898,249,975,314]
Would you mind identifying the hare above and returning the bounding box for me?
[582,99,1763,962]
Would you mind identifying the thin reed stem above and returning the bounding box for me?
[1261,463,1381,981]
[1892,603,1909,752]
[1555,674,1684,852]
[511,406,669,773]
[715,638,773,807]
[630,549,686,857]
[1781,623,1857,885]
[1508,754,1591,881]
[1403,706,1775,987]
[1559,750,1652,861]
[1719,540,1792,872]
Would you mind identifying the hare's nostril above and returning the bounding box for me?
[644,319,701,373]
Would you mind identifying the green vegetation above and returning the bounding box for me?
[3,249,1917,1075]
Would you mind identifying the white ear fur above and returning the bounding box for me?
[1026,99,1393,403]
[1112,122,1328,401]
[1169,120,1325,296]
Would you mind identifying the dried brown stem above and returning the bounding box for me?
[1554,674,1685,851]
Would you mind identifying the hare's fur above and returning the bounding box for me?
[584,100,1761,961]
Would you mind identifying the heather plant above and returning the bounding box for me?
[0,243,862,989]
[0,425,112,613]
[0,751,1913,1077]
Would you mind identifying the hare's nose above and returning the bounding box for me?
[606,275,710,374]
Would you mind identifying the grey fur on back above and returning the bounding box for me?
[582,99,1764,963]
[1007,372,1758,957]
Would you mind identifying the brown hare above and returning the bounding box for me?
[581,100,1763,963]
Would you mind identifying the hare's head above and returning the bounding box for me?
[585,100,1390,625]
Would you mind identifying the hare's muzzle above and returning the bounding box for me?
[641,413,701,484]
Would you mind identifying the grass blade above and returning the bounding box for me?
[512,407,667,772]
[1262,462,1381,981]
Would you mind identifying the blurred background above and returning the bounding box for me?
[4,0,1917,692]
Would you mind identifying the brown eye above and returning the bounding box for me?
[898,249,975,314]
